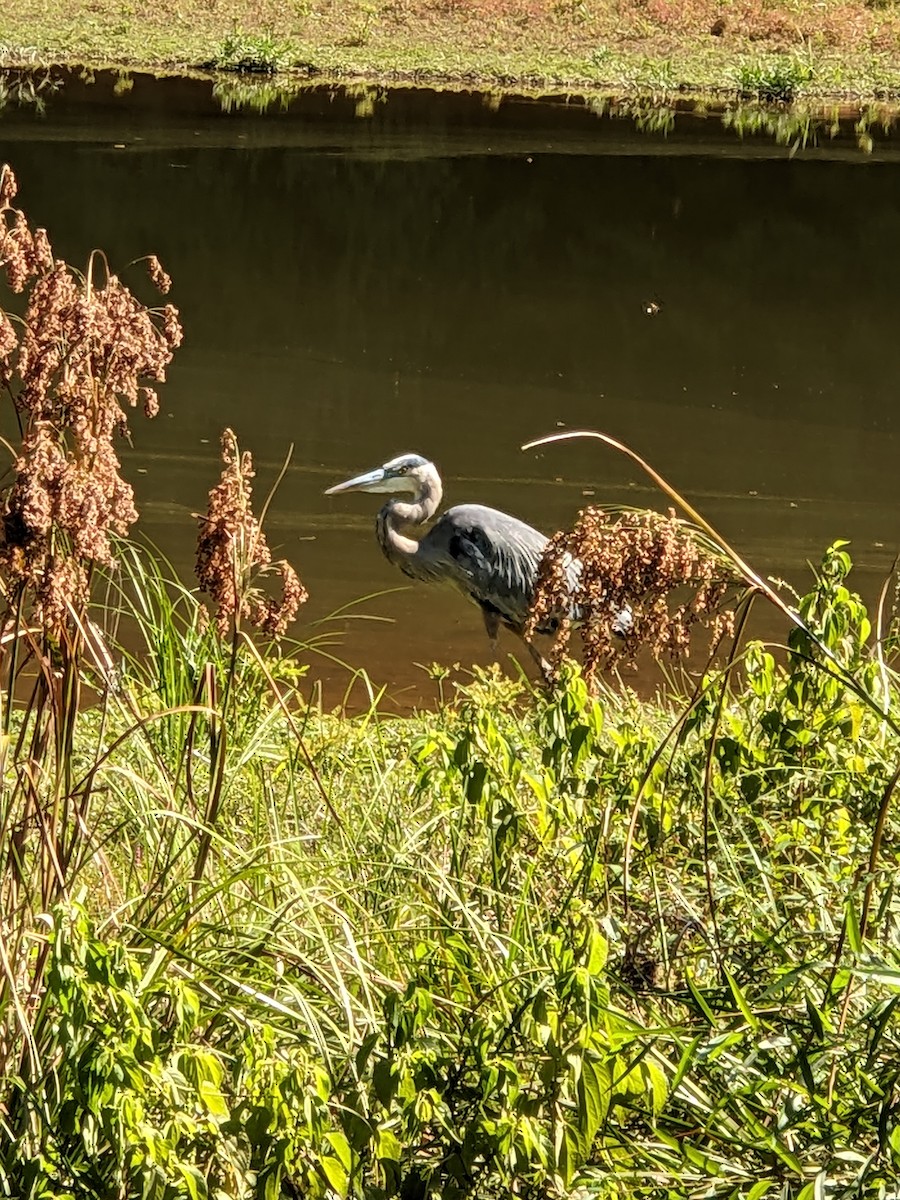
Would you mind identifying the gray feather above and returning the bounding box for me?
[328,454,630,648]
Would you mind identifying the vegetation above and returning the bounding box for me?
[206,29,296,75]
[5,0,900,101]
[5,164,900,1200]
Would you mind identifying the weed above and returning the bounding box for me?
[639,54,679,93]
[210,26,294,73]
[529,506,741,681]
[6,164,900,1200]
[341,1,383,48]
[734,53,815,101]
[0,67,61,113]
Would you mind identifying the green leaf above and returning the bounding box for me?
[725,969,759,1031]
[198,1079,229,1120]
[578,1057,607,1145]
[373,1059,395,1105]
[685,970,716,1025]
[375,1127,403,1164]
[845,897,863,954]
[644,1060,668,1113]
[805,996,826,1041]
[586,928,607,975]
[174,1164,207,1200]
[325,1130,352,1170]
[670,1035,701,1096]
[320,1154,348,1197]
[746,1183,772,1200]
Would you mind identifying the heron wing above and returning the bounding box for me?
[418,504,547,629]
[401,503,631,641]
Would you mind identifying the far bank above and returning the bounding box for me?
[3,0,900,106]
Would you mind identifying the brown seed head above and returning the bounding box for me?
[0,163,182,637]
[528,506,739,684]
[195,429,307,639]
[146,255,172,295]
[0,165,17,209]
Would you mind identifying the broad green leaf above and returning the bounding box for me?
[587,929,607,975]
[375,1127,403,1163]
[325,1130,352,1170]
[320,1155,348,1197]
[644,1060,668,1113]
[198,1079,229,1120]
[174,1164,206,1200]
[578,1057,607,1145]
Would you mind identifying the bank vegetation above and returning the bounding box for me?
[4,0,900,103]
[2,163,900,1199]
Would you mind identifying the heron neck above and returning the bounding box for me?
[376,478,442,575]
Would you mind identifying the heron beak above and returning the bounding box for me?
[324,466,387,496]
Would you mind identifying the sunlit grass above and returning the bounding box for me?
[4,159,900,1197]
[3,0,900,99]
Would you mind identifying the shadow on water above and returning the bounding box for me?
[2,66,900,706]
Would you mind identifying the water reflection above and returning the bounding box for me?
[4,66,900,156]
[1,70,899,704]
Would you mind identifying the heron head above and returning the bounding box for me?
[324,453,435,497]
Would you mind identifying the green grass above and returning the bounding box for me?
[4,0,900,101]
[6,158,900,1198]
[7,535,900,1196]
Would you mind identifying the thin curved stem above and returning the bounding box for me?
[522,428,896,727]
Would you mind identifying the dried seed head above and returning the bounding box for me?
[528,506,740,684]
[0,310,16,380]
[141,387,160,418]
[145,255,172,295]
[195,429,307,638]
[0,165,17,209]
[35,557,89,641]
[0,163,183,637]
[259,560,308,637]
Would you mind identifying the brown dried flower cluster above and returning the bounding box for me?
[0,166,52,298]
[196,429,307,639]
[0,164,182,636]
[528,506,740,682]
[145,255,172,295]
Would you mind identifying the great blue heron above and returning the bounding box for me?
[325,452,631,669]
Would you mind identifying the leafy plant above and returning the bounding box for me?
[5,163,900,1200]
[210,27,294,73]
[734,54,815,102]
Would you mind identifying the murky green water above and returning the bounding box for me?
[2,72,900,704]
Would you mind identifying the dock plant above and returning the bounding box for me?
[2,164,900,1200]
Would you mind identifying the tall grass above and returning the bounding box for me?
[3,163,900,1199]
[7,539,900,1198]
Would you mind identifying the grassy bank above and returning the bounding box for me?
[6,535,900,1197]
[3,0,900,102]
[4,162,900,1198]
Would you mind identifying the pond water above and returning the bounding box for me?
[2,72,900,706]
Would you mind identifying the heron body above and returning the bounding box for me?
[381,500,565,637]
[325,453,629,663]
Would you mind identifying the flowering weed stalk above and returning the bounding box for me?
[0,162,184,1092]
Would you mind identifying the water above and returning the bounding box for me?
[2,72,900,705]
